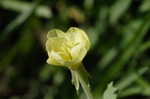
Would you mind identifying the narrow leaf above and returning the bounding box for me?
[103,82,117,99]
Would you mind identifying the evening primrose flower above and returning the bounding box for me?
[45,27,91,69]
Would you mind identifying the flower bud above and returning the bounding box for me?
[46,27,90,69]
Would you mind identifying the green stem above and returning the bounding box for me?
[71,63,93,99]
[78,71,93,99]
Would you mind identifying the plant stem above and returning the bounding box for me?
[73,63,93,99]
[78,72,93,99]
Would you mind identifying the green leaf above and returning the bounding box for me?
[0,0,42,41]
[140,0,150,12]
[116,67,148,90]
[109,0,132,24]
[0,0,52,18]
[103,82,117,99]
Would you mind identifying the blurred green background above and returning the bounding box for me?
[0,0,150,99]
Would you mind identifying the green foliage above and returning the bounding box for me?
[103,82,117,99]
[109,0,132,24]
[0,0,150,99]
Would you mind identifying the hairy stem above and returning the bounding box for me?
[71,63,93,99]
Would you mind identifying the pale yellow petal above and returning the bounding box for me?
[45,27,91,69]
[46,37,72,64]
[47,51,64,65]
[67,27,91,50]
[47,29,66,39]
[46,37,65,52]
[71,44,87,63]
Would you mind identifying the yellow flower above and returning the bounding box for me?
[46,27,91,69]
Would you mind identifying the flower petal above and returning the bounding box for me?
[67,27,91,50]
[47,51,64,65]
[47,29,66,39]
